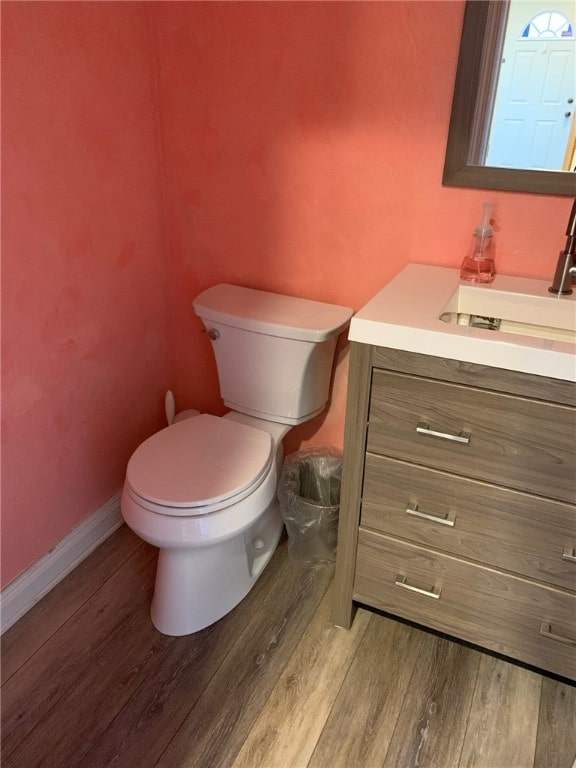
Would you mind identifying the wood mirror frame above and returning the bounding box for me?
[443,0,576,196]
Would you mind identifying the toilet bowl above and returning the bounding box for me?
[121,283,353,636]
[122,412,289,635]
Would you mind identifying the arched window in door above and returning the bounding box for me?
[520,11,573,39]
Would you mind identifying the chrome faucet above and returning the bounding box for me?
[549,198,576,295]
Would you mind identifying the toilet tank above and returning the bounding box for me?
[193,284,353,425]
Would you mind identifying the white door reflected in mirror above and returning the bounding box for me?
[486,0,575,171]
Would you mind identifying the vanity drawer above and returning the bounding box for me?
[354,529,576,680]
[367,370,576,504]
[361,454,576,591]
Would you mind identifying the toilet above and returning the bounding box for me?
[121,284,352,636]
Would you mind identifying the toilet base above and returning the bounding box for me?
[150,500,284,636]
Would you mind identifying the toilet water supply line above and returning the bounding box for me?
[164,390,200,426]
[165,390,176,426]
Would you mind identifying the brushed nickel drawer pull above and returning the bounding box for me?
[416,422,471,444]
[406,501,456,527]
[394,574,442,599]
[562,546,576,563]
[539,622,576,646]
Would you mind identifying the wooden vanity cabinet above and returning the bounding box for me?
[333,343,576,680]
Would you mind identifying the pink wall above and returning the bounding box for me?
[152,1,573,453]
[2,1,573,588]
[1,3,172,587]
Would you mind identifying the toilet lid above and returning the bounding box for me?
[126,414,273,514]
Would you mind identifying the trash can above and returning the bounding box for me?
[278,448,343,566]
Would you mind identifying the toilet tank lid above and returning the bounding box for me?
[193,284,353,342]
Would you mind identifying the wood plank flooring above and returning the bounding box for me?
[2,526,575,768]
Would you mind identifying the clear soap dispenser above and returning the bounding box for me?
[460,203,495,283]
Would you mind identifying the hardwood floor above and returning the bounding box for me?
[2,526,575,768]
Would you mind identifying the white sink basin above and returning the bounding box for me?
[439,282,576,343]
[349,265,576,381]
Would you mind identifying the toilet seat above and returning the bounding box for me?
[126,414,274,516]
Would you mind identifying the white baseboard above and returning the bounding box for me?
[0,491,123,634]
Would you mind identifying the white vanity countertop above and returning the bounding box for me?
[349,264,576,382]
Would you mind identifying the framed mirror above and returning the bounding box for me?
[443,0,576,196]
